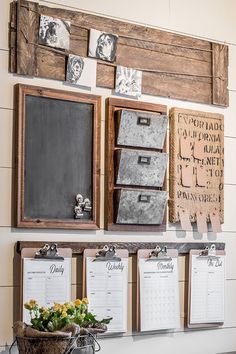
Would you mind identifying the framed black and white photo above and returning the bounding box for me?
[88,29,118,62]
[66,55,97,87]
[39,15,70,50]
[115,66,142,98]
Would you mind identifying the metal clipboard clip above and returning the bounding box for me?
[197,244,219,260]
[146,245,172,262]
[93,245,121,262]
[35,243,64,260]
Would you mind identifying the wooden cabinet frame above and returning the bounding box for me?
[105,97,168,232]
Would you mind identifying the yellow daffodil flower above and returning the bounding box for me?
[82,298,89,304]
[74,299,82,307]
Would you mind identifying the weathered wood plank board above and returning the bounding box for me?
[212,43,229,106]
[9,1,17,73]
[9,0,228,106]
[16,241,225,255]
[142,72,212,103]
[16,0,39,76]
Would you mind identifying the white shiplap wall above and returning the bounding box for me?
[1,0,236,353]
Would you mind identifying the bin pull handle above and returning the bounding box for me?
[137,116,151,126]
[138,195,151,203]
[138,156,151,165]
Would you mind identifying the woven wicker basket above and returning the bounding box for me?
[14,335,77,354]
[10,333,100,354]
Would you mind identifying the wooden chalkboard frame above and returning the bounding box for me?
[15,84,101,229]
[105,97,168,232]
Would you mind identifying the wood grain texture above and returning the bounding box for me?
[142,71,212,104]
[16,0,39,76]
[105,98,167,232]
[212,43,229,107]
[9,1,17,73]
[40,5,211,51]
[36,46,66,80]
[9,0,229,106]
[116,44,211,76]
[16,241,225,255]
[14,84,101,230]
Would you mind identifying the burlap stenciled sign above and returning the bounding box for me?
[169,108,224,226]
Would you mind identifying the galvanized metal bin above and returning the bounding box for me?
[116,109,168,149]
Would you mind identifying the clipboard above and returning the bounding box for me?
[187,244,226,328]
[21,244,72,322]
[83,245,129,333]
[137,246,179,332]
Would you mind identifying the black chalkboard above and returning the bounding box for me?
[25,95,93,220]
[15,85,101,229]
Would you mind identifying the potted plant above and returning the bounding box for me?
[12,298,112,354]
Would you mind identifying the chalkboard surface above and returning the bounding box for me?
[15,85,101,229]
[24,95,93,220]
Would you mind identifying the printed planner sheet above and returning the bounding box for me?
[139,257,180,331]
[190,254,225,324]
[86,257,128,333]
[23,258,71,324]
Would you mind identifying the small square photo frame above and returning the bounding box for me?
[115,65,142,98]
[66,55,97,88]
[88,29,118,62]
[39,15,70,50]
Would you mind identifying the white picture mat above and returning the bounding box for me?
[66,55,97,87]
[115,65,142,98]
[88,28,118,62]
[88,29,105,58]
[39,15,70,50]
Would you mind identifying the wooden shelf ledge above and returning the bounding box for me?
[16,241,225,255]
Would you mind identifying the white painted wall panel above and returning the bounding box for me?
[169,0,236,43]
[0,168,12,227]
[224,137,236,184]
[228,44,236,91]
[99,327,236,354]
[40,0,171,30]
[0,0,11,51]
[0,109,13,168]
[1,0,236,352]
[225,91,236,138]
[0,287,14,345]
[40,0,236,44]
[223,184,236,232]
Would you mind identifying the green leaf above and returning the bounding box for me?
[100,317,113,324]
